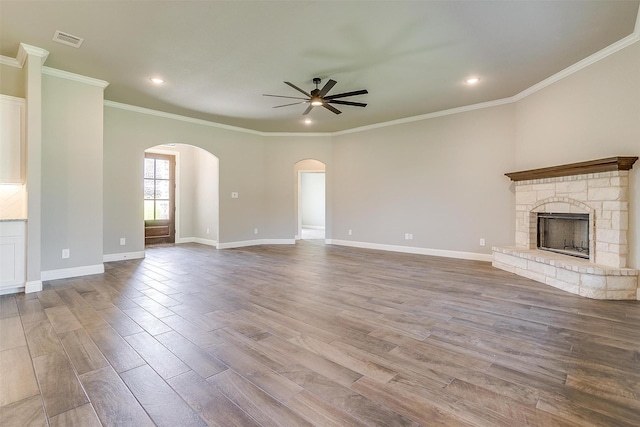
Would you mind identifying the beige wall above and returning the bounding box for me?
[514,42,640,267]
[145,144,219,243]
[0,63,25,98]
[5,37,638,281]
[332,104,517,254]
[41,74,104,271]
[100,40,639,267]
[263,136,333,239]
[104,107,268,255]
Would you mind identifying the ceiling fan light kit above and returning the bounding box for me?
[264,77,368,115]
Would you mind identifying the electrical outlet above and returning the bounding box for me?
[62,249,70,259]
[348,229,352,236]
[120,237,126,246]
[254,228,258,234]
[231,192,239,198]
[405,233,413,240]
[480,238,486,246]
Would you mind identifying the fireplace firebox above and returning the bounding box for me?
[537,213,589,259]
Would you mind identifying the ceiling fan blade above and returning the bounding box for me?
[273,101,308,108]
[327,100,367,107]
[302,105,314,115]
[263,94,308,100]
[324,89,368,100]
[322,104,342,115]
[317,79,337,98]
[284,81,311,97]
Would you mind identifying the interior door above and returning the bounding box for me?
[144,153,175,245]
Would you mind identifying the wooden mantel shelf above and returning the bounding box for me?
[505,156,638,182]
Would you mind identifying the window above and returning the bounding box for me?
[144,156,171,220]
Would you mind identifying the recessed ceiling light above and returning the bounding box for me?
[304,119,313,125]
[150,77,165,84]
[465,77,480,85]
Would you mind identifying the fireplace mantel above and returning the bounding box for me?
[505,156,638,182]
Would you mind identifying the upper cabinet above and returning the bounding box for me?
[0,95,25,183]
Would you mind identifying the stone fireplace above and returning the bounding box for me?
[493,157,639,300]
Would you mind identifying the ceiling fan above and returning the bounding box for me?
[264,78,368,115]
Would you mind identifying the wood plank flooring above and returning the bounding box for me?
[1,241,639,426]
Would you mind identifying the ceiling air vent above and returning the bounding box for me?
[52,30,84,48]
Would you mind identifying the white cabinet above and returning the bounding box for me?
[0,95,25,183]
[0,221,26,294]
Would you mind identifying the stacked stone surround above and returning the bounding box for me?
[493,169,639,300]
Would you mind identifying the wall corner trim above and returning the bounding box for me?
[41,264,105,281]
[103,251,146,262]
[25,280,43,293]
[17,43,49,67]
[326,239,493,262]
[103,100,264,136]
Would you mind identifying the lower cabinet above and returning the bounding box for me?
[0,221,26,294]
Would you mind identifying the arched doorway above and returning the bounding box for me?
[294,159,326,241]
[144,144,219,248]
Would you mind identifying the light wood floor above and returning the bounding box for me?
[1,241,639,426]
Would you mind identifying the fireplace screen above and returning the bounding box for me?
[537,213,589,259]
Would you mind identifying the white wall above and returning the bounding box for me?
[300,172,325,228]
[41,74,104,272]
[193,146,219,242]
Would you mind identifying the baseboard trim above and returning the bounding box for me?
[25,280,42,293]
[302,225,326,230]
[326,239,493,262]
[0,285,25,295]
[41,264,105,281]
[177,237,218,247]
[103,251,146,262]
[217,239,295,249]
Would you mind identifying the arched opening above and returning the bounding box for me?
[143,144,219,248]
[294,159,326,241]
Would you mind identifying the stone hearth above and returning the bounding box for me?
[493,157,639,300]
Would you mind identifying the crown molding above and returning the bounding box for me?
[103,100,265,136]
[105,27,639,139]
[103,99,334,137]
[17,43,49,67]
[42,67,109,88]
[0,55,21,68]
[99,6,639,138]
[332,97,515,136]
[513,32,639,102]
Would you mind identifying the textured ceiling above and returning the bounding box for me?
[1,1,638,132]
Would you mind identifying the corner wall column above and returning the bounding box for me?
[21,43,49,292]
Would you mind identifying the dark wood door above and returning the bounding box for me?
[144,153,175,245]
